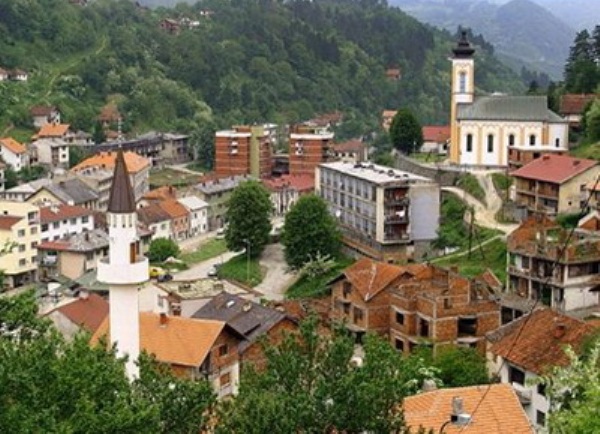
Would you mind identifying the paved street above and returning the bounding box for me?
[254,243,298,301]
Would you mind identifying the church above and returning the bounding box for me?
[449,32,569,168]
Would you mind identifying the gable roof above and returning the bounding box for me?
[37,228,108,253]
[41,178,99,205]
[30,105,57,117]
[178,195,209,211]
[52,293,108,333]
[158,199,189,219]
[510,154,597,184]
[40,203,94,224]
[457,95,565,123]
[343,258,417,301]
[143,185,177,202]
[487,308,598,374]
[192,292,290,353]
[422,126,450,143]
[0,215,22,230]
[72,151,150,174]
[559,94,598,115]
[137,203,171,225]
[403,384,533,433]
[107,150,136,213]
[92,313,229,367]
[0,137,26,155]
[37,123,70,138]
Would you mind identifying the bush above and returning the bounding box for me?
[147,237,180,263]
[456,173,486,204]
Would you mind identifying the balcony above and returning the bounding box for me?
[41,256,58,266]
[512,382,532,405]
[385,196,410,206]
[97,256,149,284]
[385,214,408,224]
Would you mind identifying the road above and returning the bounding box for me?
[254,244,297,301]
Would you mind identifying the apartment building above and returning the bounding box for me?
[0,200,41,288]
[507,213,600,312]
[262,174,314,216]
[511,154,599,217]
[40,204,95,242]
[316,161,440,262]
[178,195,209,237]
[31,138,70,168]
[330,259,500,355]
[194,175,252,230]
[289,124,335,176]
[215,125,272,178]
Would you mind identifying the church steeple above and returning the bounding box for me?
[452,30,475,59]
[107,150,136,213]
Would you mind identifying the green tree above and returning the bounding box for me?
[584,99,600,142]
[69,145,87,169]
[282,194,341,270]
[389,108,423,154]
[215,317,438,433]
[225,180,272,257]
[431,346,490,387]
[4,166,18,190]
[148,237,180,263]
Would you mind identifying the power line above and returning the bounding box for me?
[459,174,600,432]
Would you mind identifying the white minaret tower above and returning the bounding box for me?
[97,150,148,380]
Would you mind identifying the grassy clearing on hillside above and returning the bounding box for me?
[180,239,228,265]
[218,253,263,287]
[491,172,512,194]
[149,168,200,188]
[456,173,486,204]
[570,141,600,159]
[286,256,355,300]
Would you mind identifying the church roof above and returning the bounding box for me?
[452,30,475,58]
[107,149,136,213]
[457,95,566,123]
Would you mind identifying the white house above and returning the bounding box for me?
[30,106,61,129]
[0,137,28,172]
[486,308,597,431]
[137,203,172,240]
[178,195,209,237]
[32,139,70,169]
[40,203,95,242]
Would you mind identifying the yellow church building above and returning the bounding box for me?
[449,32,569,168]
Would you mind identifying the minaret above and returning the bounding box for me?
[449,30,475,164]
[97,150,148,380]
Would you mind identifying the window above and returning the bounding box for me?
[53,222,59,229]
[508,134,515,146]
[459,71,466,93]
[82,216,89,224]
[31,242,37,249]
[31,256,37,264]
[529,134,536,146]
[487,134,494,153]
[466,134,473,153]
[219,372,231,388]
[218,345,228,357]
[353,307,364,322]
[18,244,26,252]
[41,224,49,232]
[509,365,525,385]
[343,303,350,315]
[444,298,452,309]
[555,138,560,147]
[395,338,404,352]
[30,227,37,235]
[458,317,477,336]
[536,411,546,426]
[419,318,430,338]
[19,259,26,266]
[537,383,546,397]
[17,229,25,237]
[395,311,405,325]
[342,282,352,298]
[70,218,76,225]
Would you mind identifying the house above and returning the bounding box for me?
[35,123,71,141]
[158,199,190,240]
[262,174,315,216]
[159,18,180,35]
[97,103,121,129]
[1,178,52,202]
[39,203,94,242]
[421,125,450,154]
[510,154,599,217]
[30,105,61,129]
[0,201,41,288]
[194,174,252,230]
[506,213,600,312]
[332,139,368,163]
[31,139,69,168]
[306,111,343,128]
[385,68,402,81]
[316,161,440,262]
[9,69,28,81]
[37,229,109,281]
[289,124,335,177]
[487,308,598,430]
[0,137,28,172]
[0,67,8,81]
[92,312,244,398]
[139,185,178,207]
[448,32,568,167]
[381,110,397,131]
[330,259,501,354]
[193,292,297,370]
[137,203,172,240]
[178,195,209,237]
[215,125,272,178]
[71,151,151,206]
[403,384,534,433]
[559,93,598,128]
[27,178,99,210]
[46,292,109,339]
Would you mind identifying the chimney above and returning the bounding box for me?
[451,397,464,422]
[542,155,550,161]
[422,379,438,392]
[159,312,168,326]
[78,289,89,300]
[554,321,567,339]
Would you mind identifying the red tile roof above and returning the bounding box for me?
[158,199,189,219]
[488,308,598,374]
[37,123,70,138]
[0,215,22,230]
[143,185,177,201]
[559,94,598,115]
[510,154,597,184]
[262,174,315,193]
[30,105,57,116]
[403,384,534,433]
[137,203,171,225]
[40,204,94,224]
[333,139,364,154]
[0,137,26,154]
[54,293,109,333]
[71,151,150,174]
[422,125,450,143]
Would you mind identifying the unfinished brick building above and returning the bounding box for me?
[330,258,501,355]
[288,124,334,176]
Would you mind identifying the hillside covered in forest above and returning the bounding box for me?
[0,0,524,144]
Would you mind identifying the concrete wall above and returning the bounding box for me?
[394,154,461,187]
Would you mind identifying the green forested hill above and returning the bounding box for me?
[0,0,524,144]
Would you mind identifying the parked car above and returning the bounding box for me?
[149,266,166,278]
[216,227,226,239]
[157,273,173,282]
[207,266,218,278]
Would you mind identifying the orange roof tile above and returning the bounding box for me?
[422,125,450,143]
[488,308,598,374]
[0,137,26,154]
[71,151,150,174]
[53,293,108,333]
[262,174,315,193]
[158,199,189,219]
[0,215,22,230]
[30,105,57,117]
[40,204,94,224]
[91,312,227,367]
[37,123,70,138]
[559,94,598,115]
[510,154,597,184]
[403,384,534,433]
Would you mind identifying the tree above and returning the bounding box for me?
[225,180,272,257]
[4,166,18,190]
[389,108,423,154]
[540,341,600,433]
[215,317,439,433]
[0,291,216,433]
[281,194,341,270]
[584,99,600,142]
[429,346,490,387]
[148,237,180,263]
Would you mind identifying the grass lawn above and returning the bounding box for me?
[456,173,486,204]
[149,168,200,189]
[218,253,263,287]
[286,256,355,299]
[570,140,600,159]
[491,172,512,194]
[185,161,208,173]
[180,239,228,265]
[410,152,446,163]
[433,238,507,284]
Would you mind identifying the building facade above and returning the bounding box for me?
[215,125,272,178]
[289,124,335,177]
[194,175,252,230]
[39,204,94,242]
[178,195,209,237]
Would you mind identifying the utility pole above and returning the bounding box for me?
[467,205,474,259]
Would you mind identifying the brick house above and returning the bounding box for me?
[331,259,500,354]
[158,199,190,240]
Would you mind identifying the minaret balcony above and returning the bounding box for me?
[97,255,149,285]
